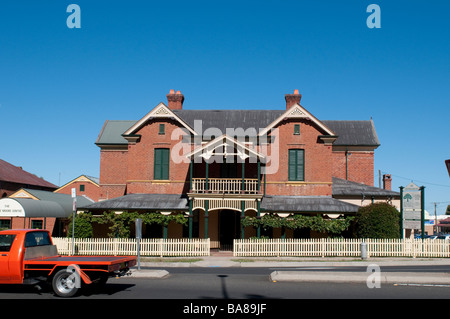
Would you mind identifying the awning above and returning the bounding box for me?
[81,194,189,212]
[0,198,71,218]
[261,196,360,213]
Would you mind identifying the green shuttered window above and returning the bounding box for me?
[288,149,305,181]
[154,148,169,180]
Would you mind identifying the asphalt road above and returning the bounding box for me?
[1,265,450,301]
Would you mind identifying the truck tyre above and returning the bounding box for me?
[52,269,80,297]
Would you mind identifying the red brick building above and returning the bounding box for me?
[85,89,398,244]
[54,175,100,202]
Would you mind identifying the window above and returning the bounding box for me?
[294,124,300,135]
[0,219,11,230]
[31,220,43,229]
[154,148,169,180]
[288,149,305,181]
[79,184,85,192]
[24,231,52,247]
[0,235,15,252]
[159,123,165,135]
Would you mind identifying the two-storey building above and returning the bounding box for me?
[85,89,398,246]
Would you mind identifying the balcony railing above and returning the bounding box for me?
[191,178,260,194]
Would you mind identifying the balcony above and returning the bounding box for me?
[191,178,260,195]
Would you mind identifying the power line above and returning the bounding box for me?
[381,172,450,188]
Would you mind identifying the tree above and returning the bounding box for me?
[354,203,400,239]
[67,212,93,238]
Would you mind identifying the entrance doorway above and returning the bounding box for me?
[219,210,240,250]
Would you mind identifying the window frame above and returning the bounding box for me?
[154,148,170,180]
[288,149,305,181]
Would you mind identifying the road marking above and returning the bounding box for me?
[394,283,450,288]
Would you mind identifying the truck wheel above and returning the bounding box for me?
[52,269,80,297]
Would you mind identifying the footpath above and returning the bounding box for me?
[129,253,450,285]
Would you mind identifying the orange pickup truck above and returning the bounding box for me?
[0,229,137,297]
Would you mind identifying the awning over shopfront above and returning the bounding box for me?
[0,198,70,218]
[0,189,95,218]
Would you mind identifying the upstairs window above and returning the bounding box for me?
[154,148,170,180]
[288,149,305,181]
[294,124,300,135]
[159,124,165,135]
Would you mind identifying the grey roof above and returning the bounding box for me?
[82,193,359,214]
[322,120,380,146]
[94,111,380,147]
[0,189,94,218]
[261,196,360,213]
[173,109,284,136]
[332,177,400,197]
[81,194,189,211]
[95,120,136,145]
[21,188,94,210]
[11,199,71,218]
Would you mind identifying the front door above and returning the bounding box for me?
[219,210,240,250]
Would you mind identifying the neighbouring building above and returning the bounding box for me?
[0,159,57,198]
[0,188,94,236]
[83,89,400,245]
[54,175,100,202]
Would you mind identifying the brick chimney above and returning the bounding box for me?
[166,89,184,110]
[383,174,392,191]
[285,89,302,109]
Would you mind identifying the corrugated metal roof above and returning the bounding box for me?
[173,109,284,136]
[322,120,380,146]
[94,111,380,147]
[82,194,359,214]
[95,120,136,145]
[81,194,189,211]
[0,159,57,189]
[332,177,400,197]
[261,196,360,213]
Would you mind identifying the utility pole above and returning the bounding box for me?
[434,202,437,235]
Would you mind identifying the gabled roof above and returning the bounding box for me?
[186,134,265,161]
[122,102,197,136]
[258,104,336,136]
[55,175,99,192]
[0,159,57,189]
[94,107,380,147]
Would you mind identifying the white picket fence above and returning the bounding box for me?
[233,238,450,258]
[52,237,450,258]
[52,237,210,257]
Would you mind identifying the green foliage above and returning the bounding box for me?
[242,214,354,236]
[67,213,93,238]
[91,211,188,238]
[354,203,400,239]
[446,205,450,215]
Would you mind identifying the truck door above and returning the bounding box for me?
[0,234,16,281]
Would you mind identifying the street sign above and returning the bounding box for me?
[401,183,425,238]
[135,218,142,270]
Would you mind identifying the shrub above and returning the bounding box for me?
[354,203,400,238]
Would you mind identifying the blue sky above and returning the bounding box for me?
[1,1,449,214]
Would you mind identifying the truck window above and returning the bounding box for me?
[0,235,16,252]
[24,232,52,247]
